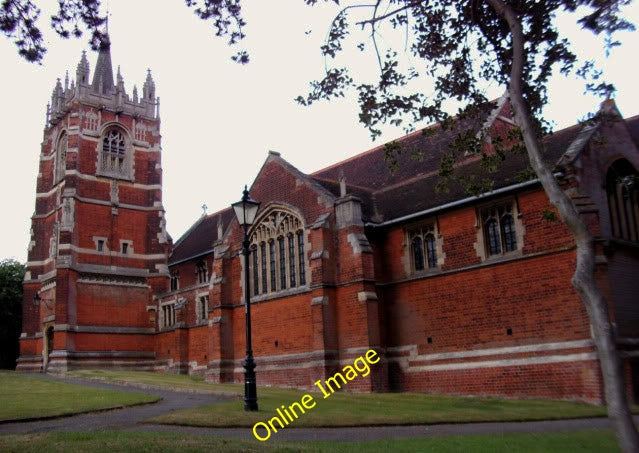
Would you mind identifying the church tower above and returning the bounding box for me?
[17,36,169,371]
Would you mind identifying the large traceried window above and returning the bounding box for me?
[55,132,67,183]
[481,202,518,257]
[249,209,307,296]
[408,223,439,272]
[606,159,639,243]
[100,128,128,177]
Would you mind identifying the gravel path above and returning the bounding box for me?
[1,373,633,441]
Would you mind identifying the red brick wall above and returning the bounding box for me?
[76,282,150,327]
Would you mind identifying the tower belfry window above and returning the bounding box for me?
[101,129,127,176]
[55,132,67,183]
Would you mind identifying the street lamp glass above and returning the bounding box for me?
[232,187,260,227]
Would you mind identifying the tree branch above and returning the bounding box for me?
[355,0,423,27]
[485,0,639,451]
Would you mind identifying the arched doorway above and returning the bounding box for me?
[43,325,54,371]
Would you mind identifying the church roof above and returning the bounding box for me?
[169,208,234,265]
[169,103,633,265]
[311,120,581,222]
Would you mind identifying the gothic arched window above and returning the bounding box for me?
[288,234,296,288]
[55,132,68,183]
[425,234,438,268]
[606,159,639,242]
[269,240,276,292]
[481,202,519,257]
[252,245,259,296]
[260,242,267,292]
[248,208,307,295]
[407,223,439,273]
[501,214,517,252]
[196,260,208,284]
[486,218,501,255]
[100,128,128,177]
[411,236,424,271]
[297,230,306,286]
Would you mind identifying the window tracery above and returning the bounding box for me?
[249,209,307,296]
[408,223,438,272]
[196,260,208,284]
[481,202,518,257]
[55,132,67,183]
[100,128,128,177]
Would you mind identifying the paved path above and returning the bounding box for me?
[1,373,634,441]
[0,373,227,435]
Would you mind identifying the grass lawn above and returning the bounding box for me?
[67,369,239,394]
[65,369,620,428]
[148,387,614,427]
[0,371,160,421]
[0,430,621,452]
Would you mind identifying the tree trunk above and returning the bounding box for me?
[485,1,638,451]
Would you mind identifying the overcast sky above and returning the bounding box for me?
[1,1,637,263]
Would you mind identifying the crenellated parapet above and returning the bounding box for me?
[47,35,159,128]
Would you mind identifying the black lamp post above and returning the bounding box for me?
[231,185,260,411]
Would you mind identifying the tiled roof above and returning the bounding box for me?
[170,105,631,262]
[168,208,234,265]
[312,113,583,222]
[312,116,488,191]
[372,124,581,221]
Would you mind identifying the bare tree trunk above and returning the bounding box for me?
[485,0,638,451]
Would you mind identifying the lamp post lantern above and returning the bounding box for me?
[231,185,260,411]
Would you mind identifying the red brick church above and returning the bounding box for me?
[17,39,639,404]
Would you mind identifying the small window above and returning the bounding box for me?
[408,223,438,272]
[198,295,209,322]
[196,261,208,284]
[170,271,179,291]
[121,243,128,254]
[411,236,424,271]
[97,240,104,252]
[481,202,519,257]
[425,234,437,268]
[162,303,176,328]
